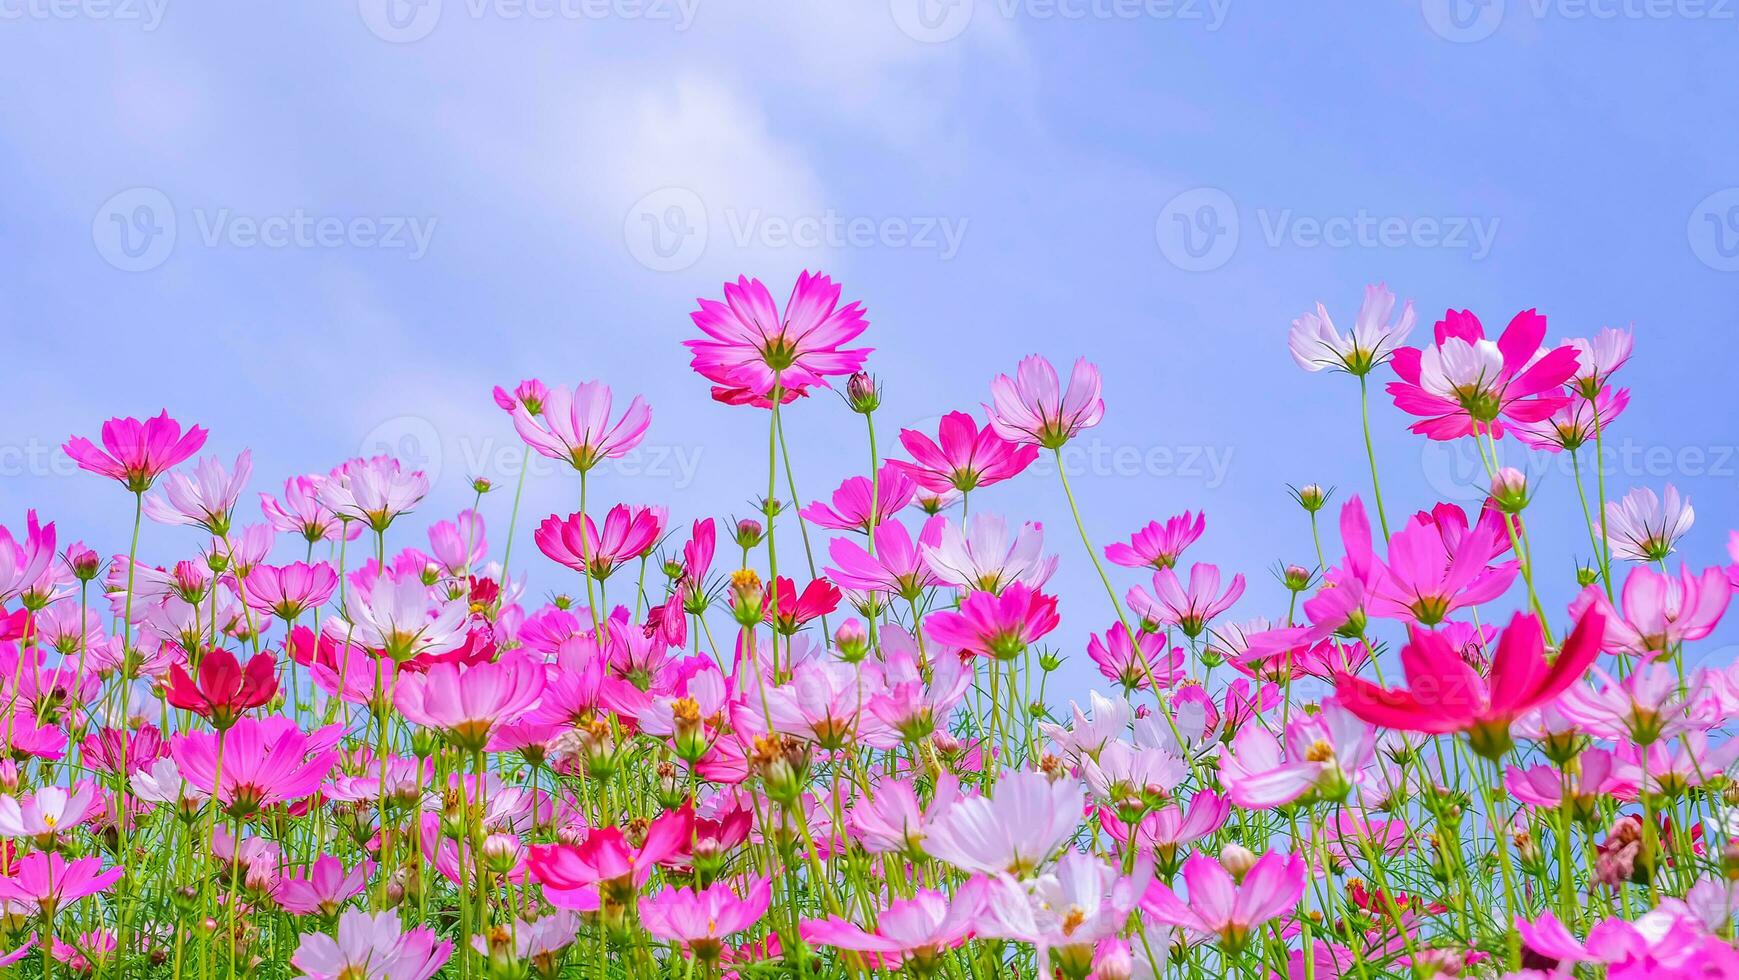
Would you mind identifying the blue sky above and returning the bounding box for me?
[3,0,1737,696]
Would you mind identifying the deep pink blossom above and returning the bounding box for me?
[62,411,207,492]
[685,272,871,400]
[890,411,1038,494]
[1386,309,1579,440]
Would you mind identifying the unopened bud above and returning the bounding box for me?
[845,372,880,414]
[1490,467,1529,514]
[1290,483,1330,513]
[1220,844,1258,883]
[834,618,870,663]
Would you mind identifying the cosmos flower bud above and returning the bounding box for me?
[1282,564,1313,592]
[1575,563,1600,588]
[470,476,494,494]
[1290,483,1330,513]
[834,618,869,663]
[1489,467,1529,514]
[481,833,524,874]
[410,729,441,759]
[729,569,764,626]
[65,542,101,581]
[1038,652,1063,672]
[733,519,765,550]
[1220,844,1259,883]
[845,372,880,414]
[661,558,685,581]
[756,497,784,520]
[753,734,810,805]
[0,760,18,795]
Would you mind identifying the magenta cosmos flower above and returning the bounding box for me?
[275,855,372,916]
[1386,308,1579,440]
[890,411,1038,494]
[1141,850,1305,952]
[984,355,1104,449]
[243,561,338,621]
[0,852,124,916]
[685,272,871,402]
[1105,511,1206,571]
[534,504,664,581]
[1127,562,1245,637]
[171,717,340,817]
[1569,563,1730,660]
[393,651,546,750]
[923,583,1059,660]
[510,381,650,473]
[799,464,916,533]
[639,877,772,962]
[1336,609,1604,758]
[0,511,56,605]
[62,411,207,492]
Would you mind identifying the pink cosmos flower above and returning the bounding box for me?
[923,583,1059,660]
[0,780,105,843]
[260,475,359,545]
[866,631,971,742]
[921,513,1057,593]
[393,651,547,750]
[62,411,207,492]
[801,884,984,972]
[528,807,693,910]
[1556,663,1719,744]
[1506,748,1622,817]
[0,511,56,605]
[1079,740,1186,809]
[1127,562,1244,637]
[640,877,772,961]
[1105,511,1205,570]
[1386,309,1579,440]
[984,355,1104,449]
[171,718,340,816]
[685,272,871,400]
[1142,850,1305,950]
[1086,623,1184,692]
[492,378,549,415]
[1289,283,1417,375]
[535,504,664,581]
[890,411,1038,494]
[142,450,252,534]
[1603,485,1694,563]
[924,770,1082,875]
[1219,699,1376,809]
[316,456,429,533]
[977,853,1149,978]
[1564,325,1634,397]
[1569,563,1730,661]
[799,465,916,533]
[425,509,485,577]
[1337,609,1604,757]
[1512,387,1629,452]
[824,517,945,601]
[1100,790,1229,872]
[851,772,959,856]
[1610,734,1738,799]
[1366,509,1517,626]
[759,577,841,635]
[510,381,651,473]
[244,561,338,621]
[275,855,372,916]
[290,909,452,980]
[0,852,124,916]
[331,573,469,662]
